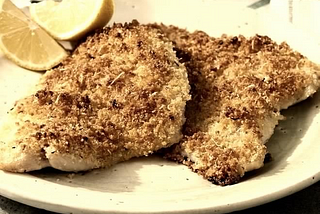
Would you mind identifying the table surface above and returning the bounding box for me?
[0,181,319,214]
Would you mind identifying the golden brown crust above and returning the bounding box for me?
[0,20,190,172]
[151,24,320,185]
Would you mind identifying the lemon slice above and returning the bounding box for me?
[0,0,68,71]
[29,0,114,41]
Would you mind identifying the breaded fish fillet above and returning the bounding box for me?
[151,24,320,185]
[0,21,190,172]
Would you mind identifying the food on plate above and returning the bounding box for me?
[29,0,114,40]
[0,0,68,71]
[151,24,320,185]
[0,11,319,187]
[0,21,190,172]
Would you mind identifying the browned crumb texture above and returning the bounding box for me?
[151,24,320,185]
[2,20,190,171]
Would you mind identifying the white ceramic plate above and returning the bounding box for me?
[0,1,320,213]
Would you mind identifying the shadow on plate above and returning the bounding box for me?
[29,153,212,193]
[29,157,145,193]
[242,91,320,182]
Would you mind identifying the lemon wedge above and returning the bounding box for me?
[29,0,114,41]
[0,0,68,71]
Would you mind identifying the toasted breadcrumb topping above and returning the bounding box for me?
[1,21,190,172]
[151,24,320,185]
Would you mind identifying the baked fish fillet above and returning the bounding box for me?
[0,21,190,172]
[151,24,320,185]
